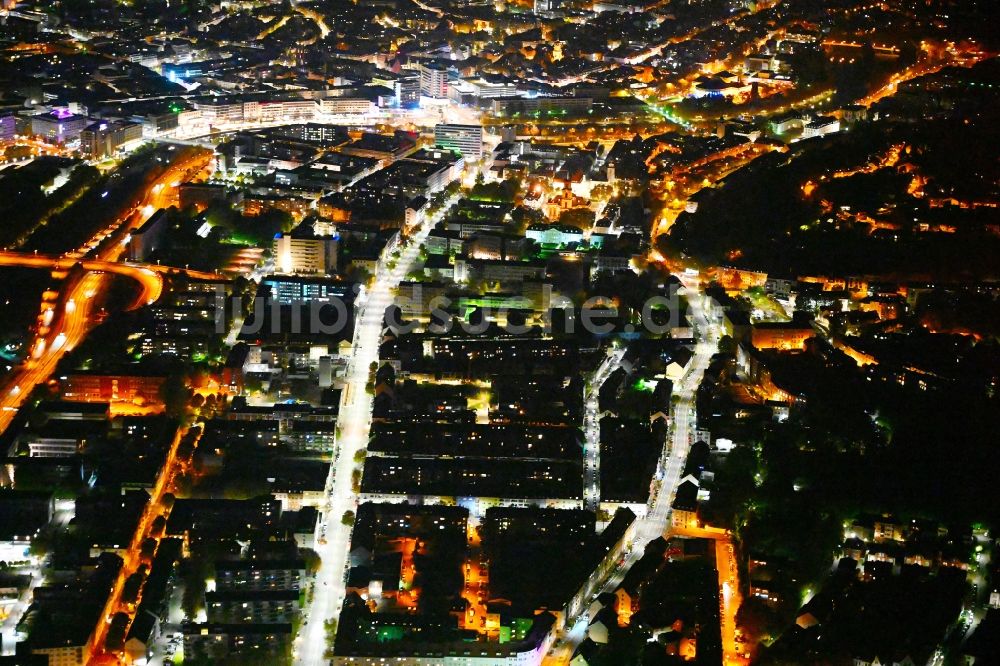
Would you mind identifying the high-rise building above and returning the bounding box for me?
[419,63,450,99]
[30,110,89,144]
[128,209,169,261]
[80,120,143,158]
[434,123,484,160]
[0,113,15,143]
[399,74,421,107]
[274,226,339,275]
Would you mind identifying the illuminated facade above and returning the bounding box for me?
[273,231,339,275]
[80,120,143,158]
[434,123,484,160]
[30,110,88,144]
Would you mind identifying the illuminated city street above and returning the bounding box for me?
[583,348,625,511]
[0,0,996,663]
[295,192,462,666]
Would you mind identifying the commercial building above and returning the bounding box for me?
[196,99,244,124]
[79,120,143,158]
[139,109,180,137]
[448,77,521,105]
[316,97,375,115]
[398,73,421,107]
[245,99,316,123]
[434,123,483,160]
[259,275,356,305]
[127,208,169,261]
[490,96,593,116]
[280,152,379,190]
[273,226,339,275]
[30,110,89,144]
[419,62,450,99]
[339,131,416,163]
[60,372,166,404]
[270,123,350,146]
[0,112,15,143]
[351,153,463,201]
